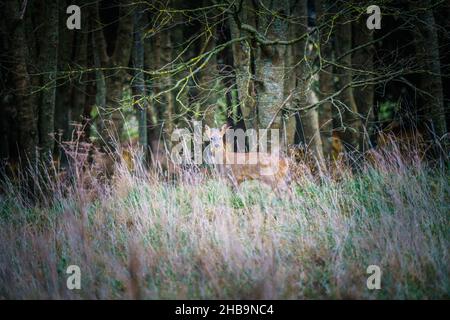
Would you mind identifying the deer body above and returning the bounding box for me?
[205,125,291,190]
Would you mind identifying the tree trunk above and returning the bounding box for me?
[301,89,325,161]
[228,0,257,130]
[132,9,148,155]
[282,4,297,147]
[143,14,159,149]
[108,1,134,145]
[254,0,289,137]
[55,4,73,144]
[292,0,324,161]
[335,5,362,153]
[198,1,218,127]
[54,1,75,166]
[413,1,447,150]
[92,1,134,149]
[230,0,292,151]
[25,0,41,127]
[171,0,191,129]
[70,10,89,136]
[315,0,334,159]
[5,0,38,166]
[83,71,96,143]
[38,0,59,163]
[352,12,375,152]
[161,30,174,144]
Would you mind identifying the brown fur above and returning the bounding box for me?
[205,124,291,190]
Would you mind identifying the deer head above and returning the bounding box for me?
[205,124,229,154]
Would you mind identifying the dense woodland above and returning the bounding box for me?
[1,0,449,180]
[0,1,449,300]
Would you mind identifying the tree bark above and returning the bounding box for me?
[198,1,219,127]
[92,0,134,149]
[151,27,174,146]
[70,9,89,136]
[228,0,257,130]
[413,1,447,149]
[315,0,334,159]
[54,0,75,166]
[5,0,38,166]
[143,14,159,149]
[171,16,190,129]
[38,0,59,163]
[230,0,293,151]
[55,1,73,144]
[292,0,324,161]
[352,10,375,152]
[335,4,362,153]
[132,9,148,155]
[160,30,174,143]
[254,0,289,136]
[282,4,297,147]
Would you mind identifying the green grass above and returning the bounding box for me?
[0,152,449,299]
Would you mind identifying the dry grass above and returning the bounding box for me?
[0,144,448,299]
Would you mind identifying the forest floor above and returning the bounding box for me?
[0,147,449,299]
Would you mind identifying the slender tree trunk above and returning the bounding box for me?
[5,0,38,166]
[254,0,289,137]
[70,11,89,136]
[83,71,96,143]
[228,0,257,130]
[108,2,134,145]
[55,2,73,144]
[104,77,126,144]
[143,15,159,149]
[198,1,218,127]
[0,107,10,162]
[0,10,10,163]
[92,1,134,149]
[282,4,297,147]
[292,0,324,161]
[92,18,107,143]
[25,0,41,126]
[54,0,75,166]
[221,24,243,129]
[301,88,325,161]
[438,3,450,131]
[315,0,334,159]
[413,1,447,149]
[352,11,375,152]
[160,30,174,144]
[38,0,59,163]
[171,21,190,129]
[132,9,148,156]
[335,5,362,153]
[55,0,88,147]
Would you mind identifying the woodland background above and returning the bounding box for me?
[0,0,449,299]
[1,0,449,172]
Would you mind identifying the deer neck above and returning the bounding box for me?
[211,143,233,164]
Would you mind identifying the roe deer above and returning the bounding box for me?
[205,124,291,190]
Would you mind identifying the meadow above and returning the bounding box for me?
[0,142,448,299]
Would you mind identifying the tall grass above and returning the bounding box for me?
[0,144,448,299]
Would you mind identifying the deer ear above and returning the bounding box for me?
[221,124,229,135]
